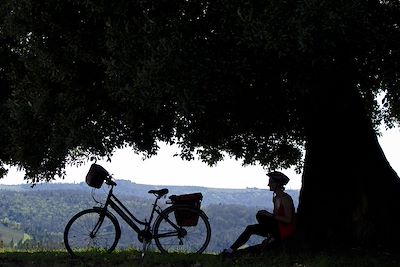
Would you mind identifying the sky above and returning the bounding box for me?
[1,126,399,189]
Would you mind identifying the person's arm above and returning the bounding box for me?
[274,195,293,224]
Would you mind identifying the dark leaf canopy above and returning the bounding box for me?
[0,0,399,181]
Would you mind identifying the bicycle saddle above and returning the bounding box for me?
[148,188,169,197]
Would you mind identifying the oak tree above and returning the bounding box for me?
[1,0,400,247]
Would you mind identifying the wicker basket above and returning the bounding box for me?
[85,164,109,188]
[169,193,203,227]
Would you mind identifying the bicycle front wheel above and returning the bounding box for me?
[64,208,120,256]
[153,205,211,254]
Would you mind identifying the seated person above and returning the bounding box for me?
[222,171,296,255]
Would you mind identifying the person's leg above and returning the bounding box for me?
[230,224,268,251]
[255,214,282,253]
[256,213,281,241]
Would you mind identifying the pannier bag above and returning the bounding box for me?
[169,193,203,227]
[85,164,109,189]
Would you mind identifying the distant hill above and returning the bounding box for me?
[0,180,299,208]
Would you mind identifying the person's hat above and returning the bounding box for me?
[267,171,290,185]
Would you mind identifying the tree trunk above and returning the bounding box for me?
[297,64,400,248]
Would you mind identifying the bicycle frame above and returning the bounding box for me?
[98,185,165,236]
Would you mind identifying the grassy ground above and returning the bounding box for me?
[0,249,399,267]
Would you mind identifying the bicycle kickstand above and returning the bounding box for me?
[141,240,151,259]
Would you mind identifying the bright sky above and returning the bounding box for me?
[1,127,399,189]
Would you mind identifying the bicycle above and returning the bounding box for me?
[63,164,211,257]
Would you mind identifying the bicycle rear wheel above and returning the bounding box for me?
[64,208,120,256]
[153,205,211,254]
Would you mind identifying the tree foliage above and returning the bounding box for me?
[0,0,399,183]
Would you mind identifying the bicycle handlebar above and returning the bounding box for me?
[105,175,117,186]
